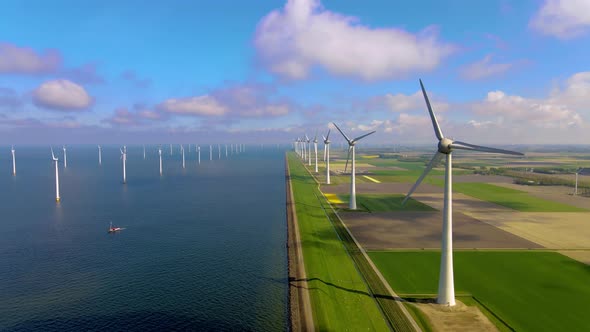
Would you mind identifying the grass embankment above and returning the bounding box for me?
[451,183,588,212]
[337,194,436,213]
[369,251,590,332]
[287,153,391,331]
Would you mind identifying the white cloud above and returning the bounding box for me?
[0,43,61,74]
[32,79,93,111]
[530,0,590,39]
[459,54,514,80]
[158,96,228,116]
[254,0,453,80]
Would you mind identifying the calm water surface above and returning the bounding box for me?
[0,145,288,331]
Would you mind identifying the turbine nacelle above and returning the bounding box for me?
[438,138,454,154]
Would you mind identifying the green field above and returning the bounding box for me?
[369,251,590,331]
[338,194,436,212]
[287,153,391,331]
[450,182,587,212]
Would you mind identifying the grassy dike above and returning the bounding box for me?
[287,152,418,331]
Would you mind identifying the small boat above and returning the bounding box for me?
[108,221,123,233]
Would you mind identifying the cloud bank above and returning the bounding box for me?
[32,79,93,111]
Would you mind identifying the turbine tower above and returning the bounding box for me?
[209,145,212,161]
[120,146,127,184]
[306,135,312,166]
[333,123,375,210]
[402,79,524,306]
[11,145,16,175]
[170,143,173,156]
[302,136,307,161]
[63,145,67,168]
[225,144,228,157]
[51,148,60,202]
[574,168,582,195]
[181,144,185,169]
[323,130,331,184]
[198,145,201,164]
[98,145,102,165]
[218,144,221,159]
[158,146,163,176]
[143,145,146,160]
[313,133,319,173]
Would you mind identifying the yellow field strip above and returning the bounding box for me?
[363,175,381,183]
[324,193,344,204]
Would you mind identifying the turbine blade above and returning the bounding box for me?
[419,79,444,140]
[451,141,524,156]
[326,129,331,140]
[352,130,376,143]
[51,147,55,160]
[322,135,326,141]
[402,152,443,205]
[344,146,352,173]
[332,122,351,144]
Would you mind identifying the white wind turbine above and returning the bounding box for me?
[225,144,228,157]
[333,123,375,210]
[143,145,146,160]
[402,79,524,306]
[11,145,16,175]
[170,143,173,156]
[62,145,67,168]
[51,148,60,202]
[158,146,163,176]
[120,145,127,184]
[302,136,307,161]
[218,144,221,159]
[98,145,102,165]
[209,145,212,161]
[323,130,331,184]
[574,168,583,195]
[181,144,185,169]
[306,135,312,166]
[198,145,201,164]
[313,133,319,173]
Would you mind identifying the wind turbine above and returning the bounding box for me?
[574,168,582,195]
[302,136,307,161]
[313,133,319,173]
[402,79,524,306]
[198,145,201,164]
[323,130,331,184]
[143,145,146,160]
[11,145,16,175]
[181,144,185,169]
[62,145,67,168]
[98,145,102,165]
[158,146,163,176]
[333,123,375,210]
[218,144,221,159]
[51,148,60,202]
[170,143,173,156]
[225,144,228,157]
[209,145,212,161]
[120,145,127,184]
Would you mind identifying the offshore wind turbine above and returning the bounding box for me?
[225,144,228,157]
[402,79,524,306]
[333,123,375,210]
[11,145,16,175]
[120,146,127,184]
[323,130,331,184]
[218,144,221,159]
[98,145,102,165]
[62,145,67,168]
[313,133,319,173]
[51,148,60,202]
[198,145,201,164]
[158,146,163,176]
[170,143,173,156]
[181,144,185,169]
[143,145,146,160]
[209,145,212,161]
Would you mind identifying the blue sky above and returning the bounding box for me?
[0,0,589,144]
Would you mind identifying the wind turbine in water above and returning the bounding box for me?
[333,123,376,210]
[143,145,146,160]
[181,144,185,169]
[51,148,60,202]
[120,146,127,184]
[158,146,163,176]
[98,145,102,165]
[313,133,319,173]
[323,130,331,184]
[218,144,221,159]
[63,145,67,168]
[11,145,16,175]
[198,145,201,164]
[209,145,212,161]
[170,144,173,156]
[402,79,524,306]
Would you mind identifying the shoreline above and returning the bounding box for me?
[285,154,314,331]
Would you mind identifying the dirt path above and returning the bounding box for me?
[285,156,314,332]
[413,300,499,332]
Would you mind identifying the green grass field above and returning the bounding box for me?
[451,182,588,212]
[369,251,590,331]
[287,153,391,331]
[338,194,436,212]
